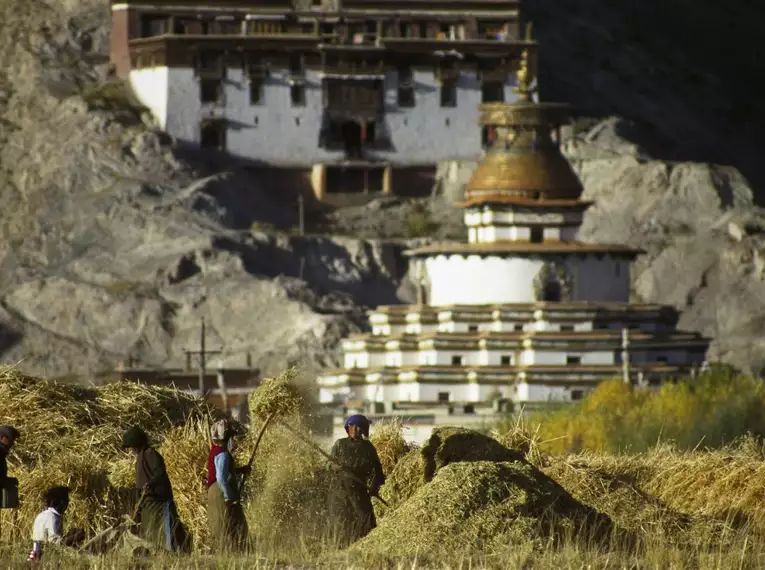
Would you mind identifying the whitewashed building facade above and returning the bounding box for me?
[110,0,530,198]
[317,72,709,407]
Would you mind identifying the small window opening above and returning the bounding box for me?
[290,84,306,106]
[200,79,223,104]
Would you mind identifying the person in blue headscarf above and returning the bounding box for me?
[327,414,385,547]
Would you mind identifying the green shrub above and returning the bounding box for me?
[510,368,765,454]
[81,81,147,116]
[406,203,438,237]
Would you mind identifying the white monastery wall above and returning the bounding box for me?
[129,68,169,129]
[132,66,516,165]
[516,383,574,402]
[424,254,631,306]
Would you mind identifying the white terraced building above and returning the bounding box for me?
[109,0,531,199]
[317,77,710,408]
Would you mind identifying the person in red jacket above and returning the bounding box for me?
[206,420,250,552]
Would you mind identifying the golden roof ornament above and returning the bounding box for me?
[514,49,537,103]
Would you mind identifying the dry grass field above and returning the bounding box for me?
[0,367,764,569]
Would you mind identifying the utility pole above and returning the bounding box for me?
[184,317,222,396]
[621,328,631,385]
[298,193,306,280]
[297,193,305,236]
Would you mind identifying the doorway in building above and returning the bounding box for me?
[325,165,384,194]
[335,120,376,159]
[543,280,562,302]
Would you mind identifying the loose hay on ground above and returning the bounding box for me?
[354,460,613,559]
[542,453,735,548]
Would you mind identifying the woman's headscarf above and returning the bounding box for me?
[344,414,370,438]
[210,419,231,443]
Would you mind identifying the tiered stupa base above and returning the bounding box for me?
[317,302,708,406]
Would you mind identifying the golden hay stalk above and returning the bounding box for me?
[0,368,224,544]
[158,421,212,550]
[248,368,307,420]
[369,418,413,476]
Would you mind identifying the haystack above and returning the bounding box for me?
[353,460,613,559]
[0,368,223,547]
[378,427,529,517]
[421,427,525,481]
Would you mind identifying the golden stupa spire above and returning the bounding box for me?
[514,23,537,102]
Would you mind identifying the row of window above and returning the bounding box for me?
[140,14,513,42]
[198,77,505,107]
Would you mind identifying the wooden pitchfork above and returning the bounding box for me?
[237,412,275,496]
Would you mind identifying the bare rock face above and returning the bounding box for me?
[568,132,765,373]
[0,0,407,378]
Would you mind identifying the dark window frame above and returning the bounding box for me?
[439,78,457,108]
[290,83,306,106]
[481,81,505,103]
[199,78,223,104]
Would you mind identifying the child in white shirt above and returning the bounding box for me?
[28,486,69,562]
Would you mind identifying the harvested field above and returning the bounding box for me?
[3,366,765,568]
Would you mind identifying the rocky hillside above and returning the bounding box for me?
[1,0,764,378]
[0,0,411,378]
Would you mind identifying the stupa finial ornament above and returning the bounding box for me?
[514,49,537,102]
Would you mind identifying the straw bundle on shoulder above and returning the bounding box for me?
[244,423,331,557]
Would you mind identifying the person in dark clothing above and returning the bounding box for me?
[122,426,183,552]
[206,419,250,552]
[0,425,20,484]
[327,414,385,547]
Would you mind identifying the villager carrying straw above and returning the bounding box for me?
[327,414,385,547]
[121,426,184,552]
[207,419,250,552]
